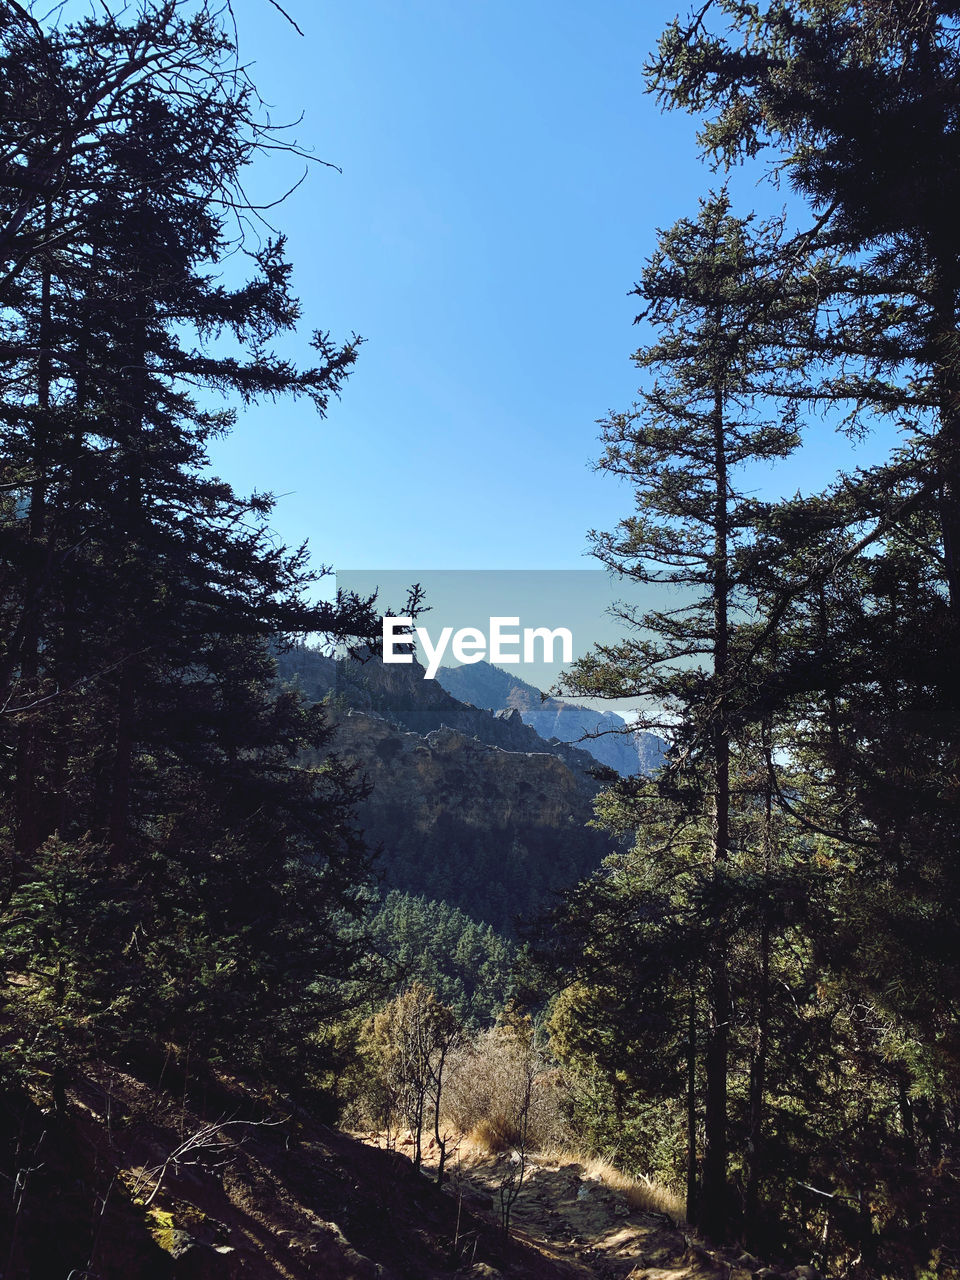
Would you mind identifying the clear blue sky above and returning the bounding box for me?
[214,0,884,576]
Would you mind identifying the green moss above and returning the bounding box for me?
[145,1208,176,1252]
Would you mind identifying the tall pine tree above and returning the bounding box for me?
[1,1,379,1088]
[560,193,816,1239]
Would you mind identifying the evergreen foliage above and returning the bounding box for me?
[553,194,818,1240]
[365,889,516,1028]
[0,0,378,1096]
[532,3,960,1271]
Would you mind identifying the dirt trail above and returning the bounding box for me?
[411,1139,735,1280]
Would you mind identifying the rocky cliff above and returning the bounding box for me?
[434,660,666,777]
[275,648,619,932]
[330,708,614,933]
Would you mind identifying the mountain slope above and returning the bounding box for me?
[275,648,619,933]
[4,1058,794,1280]
[434,661,666,777]
[333,709,613,933]
[0,1061,575,1280]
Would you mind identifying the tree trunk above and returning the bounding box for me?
[701,382,731,1242]
[701,967,730,1240]
[744,733,774,1243]
[14,203,53,857]
[109,306,146,863]
[744,922,769,1240]
[686,987,698,1225]
[433,1046,448,1186]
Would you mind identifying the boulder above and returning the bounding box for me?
[166,1232,240,1280]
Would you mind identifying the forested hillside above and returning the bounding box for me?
[277,646,619,931]
[3,2,960,1278]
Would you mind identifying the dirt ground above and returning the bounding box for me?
[368,1133,748,1280]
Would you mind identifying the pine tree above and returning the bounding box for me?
[648,0,960,609]
[559,193,817,1239]
[648,0,960,1086]
[640,8,960,1258]
[0,1,379,1088]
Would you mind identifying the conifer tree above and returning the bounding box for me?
[648,0,960,608]
[561,193,815,1239]
[619,6,960,1258]
[648,0,960,1088]
[0,1,379,1086]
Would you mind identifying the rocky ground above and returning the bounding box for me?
[407,1137,824,1280]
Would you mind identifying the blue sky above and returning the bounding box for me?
[213,0,885,578]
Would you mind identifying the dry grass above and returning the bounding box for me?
[539,1146,686,1223]
[467,1114,523,1154]
[436,1128,686,1225]
[427,1127,685,1223]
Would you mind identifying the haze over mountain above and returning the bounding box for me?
[434,660,666,777]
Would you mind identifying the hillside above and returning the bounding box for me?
[433,662,666,778]
[333,711,613,933]
[0,1060,577,1280]
[1,1058,807,1280]
[275,648,618,933]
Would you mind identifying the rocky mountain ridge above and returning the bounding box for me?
[277,647,624,781]
[433,661,666,777]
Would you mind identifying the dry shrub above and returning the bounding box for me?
[439,1022,683,1226]
[467,1113,520,1154]
[442,1024,570,1154]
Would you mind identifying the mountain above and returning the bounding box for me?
[333,710,614,933]
[276,646,621,781]
[275,647,620,933]
[434,660,666,777]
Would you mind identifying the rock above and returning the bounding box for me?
[166,1232,241,1280]
[463,1266,504,1279]
[685,1241,717,1264]
[787,1268,822,1280]
[464,1188,494,1210]
[641,1231,687,1264]
[298,1221,381,1278]
[681,1240,728,1276]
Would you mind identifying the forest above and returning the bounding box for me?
[2,1,960,1278]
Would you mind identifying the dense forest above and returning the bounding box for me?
[3,1,960,1277]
